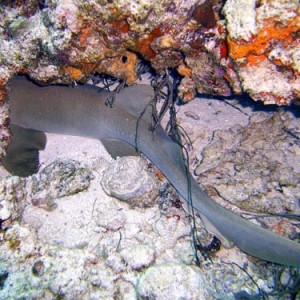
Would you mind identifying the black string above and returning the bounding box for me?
[135,69,206,265]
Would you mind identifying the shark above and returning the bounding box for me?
[3,76,300,267]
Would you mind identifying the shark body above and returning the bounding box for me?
[4,77,300,266]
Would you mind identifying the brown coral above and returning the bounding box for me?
[0,85,10,160]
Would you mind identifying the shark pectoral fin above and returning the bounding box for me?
[200,214,234,249]
[101,139,140,159]
[1,124,47,177]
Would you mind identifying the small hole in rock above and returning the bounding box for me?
[122,56,128,64]
[32,260,45,277]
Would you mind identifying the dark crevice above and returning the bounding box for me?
[0,271,8,290]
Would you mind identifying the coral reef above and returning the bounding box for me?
[223,0,300,104]
[0,1,298,96]
[0,0,299,157]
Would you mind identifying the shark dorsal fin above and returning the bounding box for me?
[1,124,46,177]
[115,84,155,123]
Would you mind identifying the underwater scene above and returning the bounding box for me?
[0,1,299,299]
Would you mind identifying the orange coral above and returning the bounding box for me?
[96,51,137,84]
[227,16,300,65]
[81,63,97,74]
[63,66,85,81]
[177,64,192,77]
[182,91,195,102]
[247,54,267,66]
[135,27,162,60]
[79,27,92,48]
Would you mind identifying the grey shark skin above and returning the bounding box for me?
[6,77,300,267]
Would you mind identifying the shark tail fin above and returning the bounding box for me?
[1,124,46,177]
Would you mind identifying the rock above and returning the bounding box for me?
[223,0,300,105]
[196,111,300,211]
[115,280,137,300]
[137,264,208,300]
[153,216,190,253]
[101,156,159,208]
[120,244,156,270]
[28,159,94,210]
[1,224,38,261]
[0,176,26,229]
[223,0,257,41]
[0,86,10,161]
[95,206,127,231]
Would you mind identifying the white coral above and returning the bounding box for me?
[54,0,80,33]
[154,216,190,252]
[222,0,257,41]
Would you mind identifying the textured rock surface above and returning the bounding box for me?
[101,156,159,207]
[137,264,208,299]
[29,159,94,209]
[0,159,93,220]
[195,111,300,218]
[223,0,300,104]
[119,244,156,270]
[0,85,10,161]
